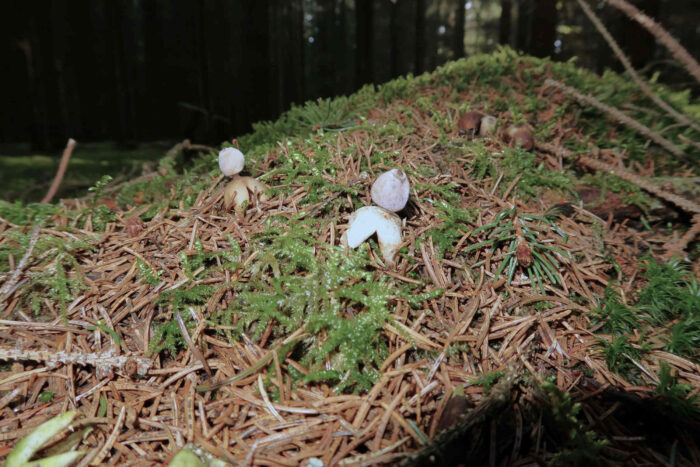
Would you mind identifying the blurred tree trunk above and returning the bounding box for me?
[316,0,338,97]
[453,0,465,59]
[105,1,130,141]
[622,0,660,68]
[143,0,168,138]
[390,0,399,77]
[25,15,51,149]
[193,0,211,141]
[336,0,353,95]
[415,0,425,74]
[499,0,512,45]
[355,0,373,87]
[515,0,533,55]
[243,1,271,125]
[529,0,556,57]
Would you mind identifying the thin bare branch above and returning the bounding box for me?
[41,138,77,204]
[545,79,685,158]
[577,0,700,133]
[606,0,700,84]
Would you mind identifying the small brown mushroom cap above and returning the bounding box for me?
[458,111,485,136]
[503,123,534,151]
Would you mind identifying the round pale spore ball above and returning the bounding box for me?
[371,169,410,212]
[218,147,245,176]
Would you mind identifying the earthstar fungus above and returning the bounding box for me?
[341,206,403,266]
[218,147,270,213]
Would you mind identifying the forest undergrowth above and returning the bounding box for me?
[0,47,699,465]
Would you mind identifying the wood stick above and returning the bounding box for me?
[41,138,77,204]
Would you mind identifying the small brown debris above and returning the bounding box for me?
[515,241,533,268]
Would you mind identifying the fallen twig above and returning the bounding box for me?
[605,0,700,84]
[545,79,685,158]
[576,0,700,133]
[0,346,153,377]
[41,138,77,204]
[537,141,700,215]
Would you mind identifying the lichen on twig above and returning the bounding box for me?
[0,346,153,376]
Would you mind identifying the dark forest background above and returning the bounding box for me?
[1,0,698,151]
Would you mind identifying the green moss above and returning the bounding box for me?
[420,200,475,259]
[592,258,699,392]
[468,370,504,394]
[540,381,608,466]
[211,222,396,393]
[149,284,214,356]
[0,229,95,316]
[653,363,700,418]
[591,286,641,335]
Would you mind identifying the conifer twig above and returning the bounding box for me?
[536,141,700,215]
[0,225,40,308]
[678,134,700,151]
[576,0,700,133]
[605,0,700,84]
[662,214,700,260]
[545,79,685,158]
[0,346,153,376]
[41,138,77,204]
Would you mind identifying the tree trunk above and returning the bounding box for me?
[452,0,465,59]
[242,0,271,127]
[415,0,426,74]
[515,0,533,55]
[622,0,660,68]
[499,0,512,46]
[355,0,373,87]
[390,1,399,77]
[529,0,556,58]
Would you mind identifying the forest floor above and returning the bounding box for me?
[0,142,171,203]
[0,49,699,466]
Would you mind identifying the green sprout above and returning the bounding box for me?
[464,207,569,292]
